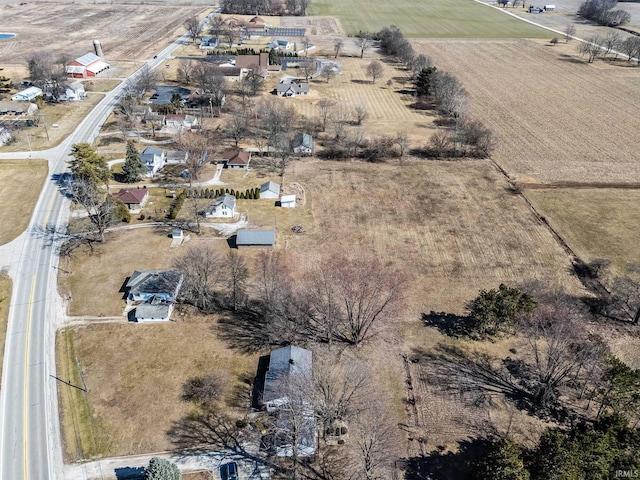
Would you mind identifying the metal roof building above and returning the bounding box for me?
[235,229,275,248]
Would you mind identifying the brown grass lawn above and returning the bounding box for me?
[57,318,259,459]
[59,157,585,458]
[525,188,640,276]
[413,39,640,184]
[0,159,48,246]
[0,273,11,389]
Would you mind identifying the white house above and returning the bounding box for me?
[276,82,309,97]
[292,133,313,155]
[205,194,236,218]
[140,147,166,177]
[280,194,296,208]
[165,114,198,130]
[268,39,293,51]
[60,82,86,101]
[0,127,11,146]
[11,86,43,101]
[260,181,280,199]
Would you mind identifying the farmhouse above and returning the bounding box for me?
[217,149,251,169]
[140,146,166,177]
[60,82,86,101]
[236,229,276,248]
[205,194,236,218]
[113,188,148,212]
[268,39,293,51]
[280,194,296,208]
[66,52,110,78]
[0,101,38,116]
[292,133,313,155]
[260,181,280,199]
[125,270,183,304]
[262,345,316,457]
[11,86,43,102]
[276,82,309,97]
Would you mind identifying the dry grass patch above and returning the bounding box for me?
[0,273,11,389]
[59,229,229,316]
[0,159,48,245]
[525,188,640,276]
[413,39,640,184]
[57,318,258,459]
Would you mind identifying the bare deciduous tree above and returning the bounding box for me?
[179,130,210,181]
[564,24,576,43]
[351,406,400,480]
[210,15,225,45]
[226,250,249,311]
[69,179,119,243]
[258,97,297,150]
[227,109,250,147]
[184,15,203,44]
[602,31,622,57]
[355,35,373,59]
[353,103,369,126]
[321,67,337,84]
[182,371,230,406]
[177,59,194,85]
[365,60,384,83]
[430,130,453,158]
[579,35,605,63]
[333,38,344,58]
[393,132,410,158]
[174,244,224,311]
[316,99,336,132]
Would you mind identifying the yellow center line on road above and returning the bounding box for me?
[23,275,36,480]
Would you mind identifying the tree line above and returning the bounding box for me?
[220,0,309,16]
[578,0,631,26]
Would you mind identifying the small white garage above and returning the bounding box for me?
[281,194,296,208]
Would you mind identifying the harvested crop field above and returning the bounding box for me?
[309,0,548,38]
[0,3,208,64]
[413,39,640,184]
[525,188,640,276]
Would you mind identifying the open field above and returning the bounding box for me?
[309,0,549,38]
[57,319,259,459]
[525,188,640,276]
[0,274,11,389]
[414,39,640,184]
[0,3,209,67]
[0,159,48,245]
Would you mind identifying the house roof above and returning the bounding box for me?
[216,193,236,209]
[126,270,184,298]
[68,81,84,92]
[235,52,270,69]
[66,65,85,75]
[276,82,309,95]
[13,86,43,98]
[135,303,172,320]
[263,345,312,403]
[293,132,313,150]
[74,52,101,66]
[221,150,250,166]
[211,67,243,77]
[281,194,296,203]
[141,146,164,156]
[260,181,280,195]
[0,101,36,113]
[114,188,148,204]
[236,229,276,246]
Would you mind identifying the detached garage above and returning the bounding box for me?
[236,229,276,248]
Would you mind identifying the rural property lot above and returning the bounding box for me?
[0,3,208,65]
[309,0,549,38]
[525,188,640,276]
[0,159,48,246]
[414,39,640,184]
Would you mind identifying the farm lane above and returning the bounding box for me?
[0,10,218,480]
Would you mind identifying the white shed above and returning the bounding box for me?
[281,194,296,208]
[260,181,281,199]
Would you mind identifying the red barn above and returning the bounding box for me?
[66,52,110,78]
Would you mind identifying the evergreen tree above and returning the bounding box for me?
[415,66,437,97]
[0,68,12,94]
[144,457,181,480]
[121,141,145,183]
[474,439,529,480]
[69,143,110,187]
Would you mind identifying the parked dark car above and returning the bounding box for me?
[220,462,239,480]
[529,5,544,12]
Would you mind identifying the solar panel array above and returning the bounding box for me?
[249,27,307,37]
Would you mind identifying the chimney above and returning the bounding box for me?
[93,39,104,57]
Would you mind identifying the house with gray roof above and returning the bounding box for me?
[235,229,275,248]
[276,82,309,97]
[126,270,183,304]
[292,133,313,155]
[262,345,316,457]
[134,300,175,322]
[140,146,166,177]
[260,181,280,199]
[205,194,236,218]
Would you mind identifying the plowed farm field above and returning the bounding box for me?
[413,39,640,184]
[0,3,208,64]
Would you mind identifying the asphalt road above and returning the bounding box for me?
[0,15,216,478]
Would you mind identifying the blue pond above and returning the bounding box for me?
[0,33,16,40]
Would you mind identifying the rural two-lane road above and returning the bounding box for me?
[0,15,216,478]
